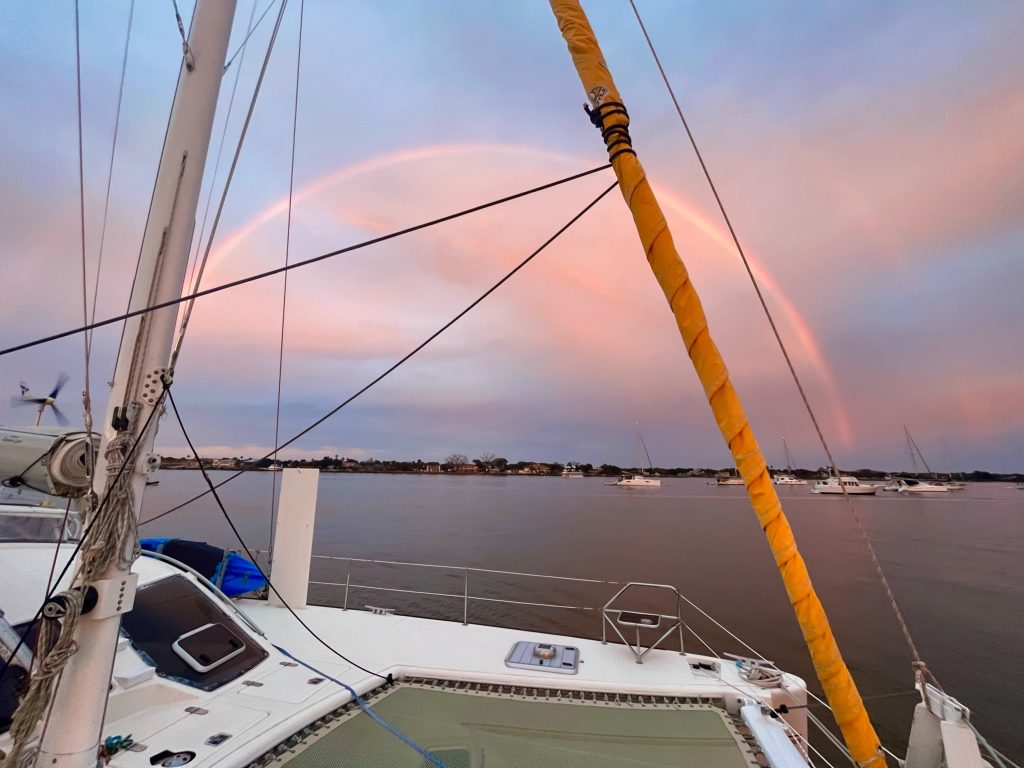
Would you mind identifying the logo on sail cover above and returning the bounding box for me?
[588,85,609,106]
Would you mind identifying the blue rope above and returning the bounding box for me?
[272,644,447,768]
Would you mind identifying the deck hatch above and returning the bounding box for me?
[121,575,267,691]
[504,640,579,674]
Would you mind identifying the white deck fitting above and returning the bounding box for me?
[1,544,811,768]
[269,469,318,609]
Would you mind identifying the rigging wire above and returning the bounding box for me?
[45,500,75,595]
[223,0,279,73]
[169,0,290,372]
[73,0,95,466]
[186,0,261,295]
[89,0,135,345]
[0,164,611,359]
[268,0,304,561]
[142,181,618,526]
[626,0,933,687]
[70,4,99,643]
[170,0,194,70]
[110,1,195,384]
[164,387,390,684]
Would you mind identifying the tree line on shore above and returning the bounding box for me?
[157,454,1022,482]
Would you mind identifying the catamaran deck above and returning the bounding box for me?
[2,544,810,768]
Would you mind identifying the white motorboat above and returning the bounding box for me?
[894,478,949,494]
[773,473,807,486]
[879,476,900,491]
[715,471,745,486]
[811,475,878,495]
[0,3,1004,767]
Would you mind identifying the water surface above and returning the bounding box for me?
[141,473,1024,761]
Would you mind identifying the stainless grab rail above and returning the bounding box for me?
[312,554,628,585]
[305,555,689,648]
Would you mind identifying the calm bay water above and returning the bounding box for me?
[141,472,1024,760]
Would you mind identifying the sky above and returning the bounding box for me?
[0,1,1021,472]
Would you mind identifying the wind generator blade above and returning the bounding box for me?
[50,404,69,427]
[10,396,45,407]
[49,372,70,399]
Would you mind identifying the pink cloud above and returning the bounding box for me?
[179,144,852,448]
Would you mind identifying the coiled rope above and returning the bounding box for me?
[2,591,84,768]
[80,413,142,581]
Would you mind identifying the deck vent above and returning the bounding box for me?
[505,641,579,674]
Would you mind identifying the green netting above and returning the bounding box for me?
[277,686,755,768]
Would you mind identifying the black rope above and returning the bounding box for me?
[164,386,391,685]
[0,389,167,678]
[0,164,611,360]
[0,432,98,497]
[584,101,636,162]
[142,180,618,527]
[1,446,57,493]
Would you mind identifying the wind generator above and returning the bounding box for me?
[10,373,70,426]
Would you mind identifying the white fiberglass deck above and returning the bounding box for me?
[1,545,809,768]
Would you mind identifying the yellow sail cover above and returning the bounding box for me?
[547,2,885,765]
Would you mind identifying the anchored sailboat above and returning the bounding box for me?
[609,426,661,487]
[773,438,807,485]
[903,426,964,491]
[0,2,1007,767]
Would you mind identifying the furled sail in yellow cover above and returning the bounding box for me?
[547,2,885,765]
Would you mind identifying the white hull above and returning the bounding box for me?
[610,475,661,487]
[773,474,807,486]
[894,479,949,493]
[812,485,877,495]
[812,476,877,495]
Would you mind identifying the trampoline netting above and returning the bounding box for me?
[268,684,758,768]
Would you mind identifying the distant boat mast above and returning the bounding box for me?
[903,425,936,478]
[782,437,797,472]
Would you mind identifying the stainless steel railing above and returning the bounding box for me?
[309,555,634,623]
[305,555,698,659]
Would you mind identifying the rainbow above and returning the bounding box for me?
[203,142,852,445]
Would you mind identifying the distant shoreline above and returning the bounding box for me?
[154,463,1022,483]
